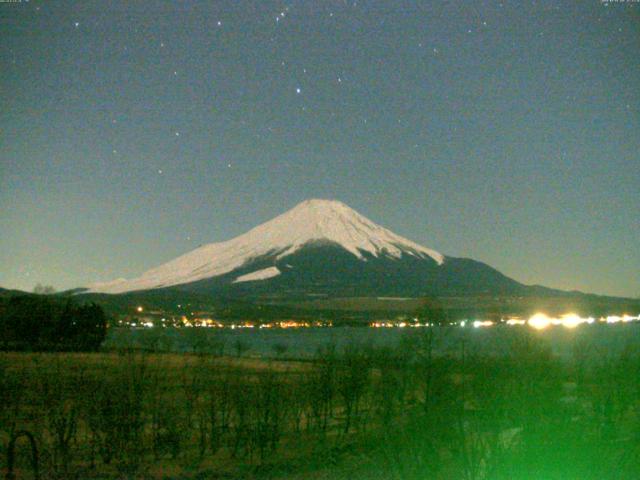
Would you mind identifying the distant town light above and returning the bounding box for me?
[473,320,493,328]
[560,313,582,329]
[528,313,551,330]
[506,318,525,326]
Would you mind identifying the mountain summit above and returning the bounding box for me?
[88,199,524,297]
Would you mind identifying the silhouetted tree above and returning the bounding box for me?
[33,283,56,294]
[234,338,249,358]
[0,296,107,351]
[414,297,449,325]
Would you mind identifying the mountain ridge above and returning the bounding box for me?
[79,199,629,305]
[87,199,445,294]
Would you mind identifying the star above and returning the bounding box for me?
[296,87,301,94]
[217,21,222,26]
[74,22,80,28]
[175,131,180,136]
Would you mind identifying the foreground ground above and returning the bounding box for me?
[2,327,640,479]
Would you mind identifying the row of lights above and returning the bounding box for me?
[132,308,333,329]
[466,313,640,330]
[370,314,639,330]
[134,306,638,331]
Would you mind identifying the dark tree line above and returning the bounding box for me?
[0,295,107,351]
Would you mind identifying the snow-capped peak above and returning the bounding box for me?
[256,199,443,262]
[87,199,444,293]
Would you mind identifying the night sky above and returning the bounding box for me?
[1,1,638,297]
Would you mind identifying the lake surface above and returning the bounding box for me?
[104,323,640,359]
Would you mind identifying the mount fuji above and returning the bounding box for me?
[86,199,527,298]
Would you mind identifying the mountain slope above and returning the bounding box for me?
[87,199,445,294]
[173,242,525,299]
